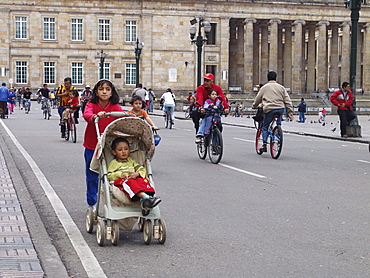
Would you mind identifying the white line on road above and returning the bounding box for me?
[0,120,106,278]
[233,137,255,143]
[357,159,370,164]
[218,163,266,178]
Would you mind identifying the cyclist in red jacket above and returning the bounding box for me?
[192,73,229,133]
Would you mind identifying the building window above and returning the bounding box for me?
[207,23,216,45]
[125,63,136,85]
[71,62,83,84]
[98,19,110,41]
[15,16,27,39]
[44,62,55,84]
[71,18,83,41]
[125,20,137,42]
[103,63,110,80]
[43,18,56,40]
[15,61,28,84]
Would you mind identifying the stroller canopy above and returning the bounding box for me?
[98,117,155,161]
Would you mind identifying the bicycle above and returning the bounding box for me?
[41,97,51,120]
[196,106,224,164]
[63,107,78,143]
[184,106,191,119]
[254,110,283,159]
[23,99,30,114]
[164,106,173,129]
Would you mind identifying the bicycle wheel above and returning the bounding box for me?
[255,126,264,155]
[65,121,70,141]
[208,128,223,164]
[169,114,173,129]
[71,118,77,143]
[197,137,207,160]
[270,125,283,159]
[164,112,168,128]
[184,107,190,119]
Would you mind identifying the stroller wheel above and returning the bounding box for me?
[111,220,120,246]
[143,219,152,245]
[138,217,145,232]
[85,207,95,234]
[157,218,167,244]
[97,219,106,246]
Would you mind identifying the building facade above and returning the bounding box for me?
[0,0,369,96]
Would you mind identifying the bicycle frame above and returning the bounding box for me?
[255,112,283,159]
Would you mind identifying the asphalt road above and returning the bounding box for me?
[1,103,370,278]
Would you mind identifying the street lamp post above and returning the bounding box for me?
[97,50,107,79]
[344,0,365,136]
[189,18,211,87]
[134,38,144,87]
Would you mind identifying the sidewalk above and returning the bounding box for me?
[147,106,370,144]
[0,149,44,278]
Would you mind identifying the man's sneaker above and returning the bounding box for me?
[195,136,203,143]
[259,144,267,153]
[61,133,65,138]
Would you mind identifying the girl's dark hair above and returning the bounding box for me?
[111,137,129,150]
[208,89,218,96]
[130,95,143,105]
[90,79,120,104]
[70,89,79,97]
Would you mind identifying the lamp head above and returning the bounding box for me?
[189,25,196,40]
[203,21,211,38]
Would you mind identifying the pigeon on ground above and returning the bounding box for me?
[331,127,336,132]
[322,122,326,126]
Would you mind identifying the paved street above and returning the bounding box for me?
[0,105,369,277]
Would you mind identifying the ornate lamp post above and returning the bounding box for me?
[97,50,107,79]
[344,0,365,136]
[134,38,144,87]
[189,18,212,87]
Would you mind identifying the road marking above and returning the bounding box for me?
[357,159,370,164]
[234,137,255,143]
[218,163,266,178]
[0,120,107,278]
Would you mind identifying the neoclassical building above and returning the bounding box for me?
[0,0,369,95]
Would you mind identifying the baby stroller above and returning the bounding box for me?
[85,113,166,246]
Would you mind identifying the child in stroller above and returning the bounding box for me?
[108,137,161,216]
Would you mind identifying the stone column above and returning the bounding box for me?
[229,25,237,86]
[277,26,283,83]
[269,18,281,73]
[362,23,370,94]
[317,20,330,92]
[306,23,316,93]
[283,23,292,90]
[244,18,256,93]
[253,24,260,85]
[329,23,339,89]
[236,24,244,85]
[292,19,306,94]
[260,22,269,82]
[341,21,351,83]
[219,17,230,90]
[356,26,363,89]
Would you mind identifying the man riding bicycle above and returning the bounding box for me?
[193,73,229,133]
[38,84,51,117]
[252,71,294,153]
[22,87,32,111]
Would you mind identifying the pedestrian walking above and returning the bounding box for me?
[295,98,307,123]
[0,82,9,119]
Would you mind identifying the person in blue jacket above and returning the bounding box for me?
[0,83,9,119]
